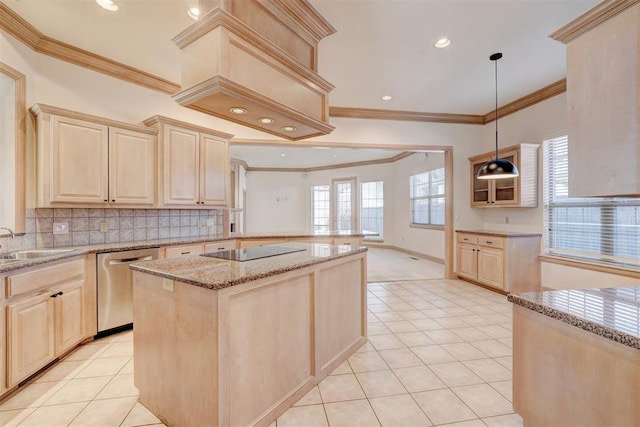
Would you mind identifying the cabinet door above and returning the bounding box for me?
[471,161,491,206]
[50,115,109,203]
[109,127,156,205]
[477,247,505,289]
[7,293,55,386]
[200,133,229,206]
[163,125,200,205]
[54,280,85,356]
[456,243,478,281]
[491,152,519,206]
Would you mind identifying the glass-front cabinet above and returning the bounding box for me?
[469,144,539,208]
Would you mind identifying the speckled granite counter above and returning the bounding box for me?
[508,286,640,350]
[456,229,541,238]
[0,231,367,274]
[130,242,367,290]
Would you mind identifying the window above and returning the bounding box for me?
[410,168,445,226]
[311,185,330,234]
[543,135,640,268]
[361,181,383,239]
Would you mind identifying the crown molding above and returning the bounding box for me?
[550,0,639,44]
[0,3,180,95]
[328,107,485,125]
[244,151,415,172]
[482,79,566,124]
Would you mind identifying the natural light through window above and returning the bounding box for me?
[311,185,330,235]
[543,135,640,268]
[410,168,445,226]
[361,181,383,240]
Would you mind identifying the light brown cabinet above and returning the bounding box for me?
[31,104,157,207]
[456,231,541,293]
[469,144,539,208]
[5,258,86,387]
[551,2,640,197]
[203,240,237,252]
[144,116,233,208]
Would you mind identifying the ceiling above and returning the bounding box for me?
[1,0,599,116]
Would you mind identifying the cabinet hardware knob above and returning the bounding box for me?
[104,199,108,202]
[58,291,64,296]
[50,293,58,298]
[112,199,115,202]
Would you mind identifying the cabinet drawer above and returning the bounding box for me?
[457,234,478,245]
[6,258,85,298]
[164,244,204,258]
[479,236,504,249]
[203,240,236,252]
[332,237,361,246]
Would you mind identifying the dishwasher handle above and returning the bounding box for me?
[108,255,154,265]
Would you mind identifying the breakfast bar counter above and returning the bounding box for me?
[130,242,367,426]
[508,286,640,426]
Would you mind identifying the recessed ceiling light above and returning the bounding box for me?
[187,7,200,20]
[282,126,296,132]
[258,117,274,124]
[229,107,247,114]
[280,153,287,157]
[96,0,118,11]
[381,95,393,101]
[332,155,337,159]
[434,38,452,49]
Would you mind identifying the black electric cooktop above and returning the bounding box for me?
[200,246,306,262]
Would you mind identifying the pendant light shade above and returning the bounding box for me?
[476,52,519,180]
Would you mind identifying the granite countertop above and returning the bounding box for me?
[130,242,367,290]
[0,231,367,274]
[456,229,541,237]
[508,287,640,350]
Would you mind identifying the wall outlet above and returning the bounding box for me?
[162,278,175,292]
[53,222,69,234]
[505,216,510,224]
[99,221,108,233]
[206,218,215,227]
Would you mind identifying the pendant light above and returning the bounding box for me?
[476,52,519,180]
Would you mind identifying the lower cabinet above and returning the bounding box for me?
[5,258,86,388]
[456,231,540,293]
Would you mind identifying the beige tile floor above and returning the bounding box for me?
[0,250,521,426]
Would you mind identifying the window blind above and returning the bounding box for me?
[543,135,640,268]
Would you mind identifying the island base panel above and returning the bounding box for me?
[513,305,640,426]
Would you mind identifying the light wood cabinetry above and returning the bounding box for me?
[469,144,539,208]
[5,257,87,387]
[456,231,541,293]
[238,239,288,249]
[204,240,237,252]
[144,116,232,208]
[551,1,640,197]
[31,104,157,207]
[0,305,5,396]
[164,244,205,259]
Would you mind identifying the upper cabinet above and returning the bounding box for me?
[551,0,640,197]
[31,104,157,207]
[469,143,539,208]
[144,116,232,208]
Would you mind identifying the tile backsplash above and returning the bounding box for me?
[0,208,225,254]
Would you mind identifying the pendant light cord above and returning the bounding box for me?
[494,56,499,160]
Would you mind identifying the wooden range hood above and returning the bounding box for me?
[171,0,336,140]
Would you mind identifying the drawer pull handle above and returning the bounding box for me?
[50,291,63,298]
[181,251,191,255]
[463,238,469,241]
[486,241,493,244]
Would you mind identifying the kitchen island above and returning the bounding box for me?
[508,287,640,426]
[130,242,367,426]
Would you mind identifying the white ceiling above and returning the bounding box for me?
[1,0,599,166]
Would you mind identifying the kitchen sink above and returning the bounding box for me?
[1,249,78,260]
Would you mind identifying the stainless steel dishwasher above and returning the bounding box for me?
[97,247,161,335]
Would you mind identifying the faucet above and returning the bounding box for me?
[0,227,15,238]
